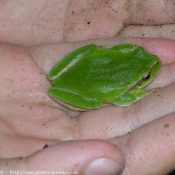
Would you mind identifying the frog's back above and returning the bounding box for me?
[52,48,159,102]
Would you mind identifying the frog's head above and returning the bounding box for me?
[139,55,162,89]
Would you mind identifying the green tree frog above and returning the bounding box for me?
[48,44,162,111]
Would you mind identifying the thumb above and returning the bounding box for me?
[0,140,125,175]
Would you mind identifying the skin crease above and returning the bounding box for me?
[0,0,175,175]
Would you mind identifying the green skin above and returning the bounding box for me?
[48,44,162,111]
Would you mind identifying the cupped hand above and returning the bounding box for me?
[0,1,175,175]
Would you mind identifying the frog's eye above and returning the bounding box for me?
[127,71,152,93]
[142,72,151,81]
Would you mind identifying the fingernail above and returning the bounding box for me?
[85,158,123,175]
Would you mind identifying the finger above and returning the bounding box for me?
[93,38,175,64]
[0,140,125,175]
[129,0,175,25]
[118,24,175,41]
[78,82,175,139]
[121,38,175,65]
[110,112,175,175]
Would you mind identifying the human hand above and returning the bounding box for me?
[0,1,175,175]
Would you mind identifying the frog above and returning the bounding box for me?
[48,44,162,111]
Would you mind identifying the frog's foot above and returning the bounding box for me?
[48,87,102,111]
[112,88,157,106]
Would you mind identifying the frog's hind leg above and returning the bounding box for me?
[112,88,155,106]
[48,87,102,111]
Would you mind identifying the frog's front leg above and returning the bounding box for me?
[48,44,98,80]
[112,88,155,106]
[49,87,102,111]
